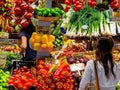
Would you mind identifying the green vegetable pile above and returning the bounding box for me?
[4,52,21,71]
[0,69,10,90]
[34,7,64,17]
[53,35,63,48]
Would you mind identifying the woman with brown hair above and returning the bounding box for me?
[79,36,120,90]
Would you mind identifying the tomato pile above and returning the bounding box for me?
[64,0,84,12]
[14,0,34,27]
[110,0,119,10]
[8,66,38,90]
[88,0,97,7]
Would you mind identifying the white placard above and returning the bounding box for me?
[70,63,85,72]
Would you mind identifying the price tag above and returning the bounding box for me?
[70,63,85,72]
[0,52,6,68]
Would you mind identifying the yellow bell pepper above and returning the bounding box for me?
[42,34,48,44]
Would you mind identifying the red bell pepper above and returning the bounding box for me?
[60,75,66,82]
[45,77,52,84]
[41,84,48,90]
[61,70,71,77]
[63,83,70,90]
[50,83,55,89]
[48,72,53,78]
[53,75,60,82]
[56,82,63,89]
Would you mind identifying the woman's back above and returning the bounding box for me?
[79,60,120,90]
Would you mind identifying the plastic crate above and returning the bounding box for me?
[9,61,37,90]
[12,60,36,69]
[9,86,36,90]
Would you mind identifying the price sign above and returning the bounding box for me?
[0,53,6,68]
[70,63,85,72]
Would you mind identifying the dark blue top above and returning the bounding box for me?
[19,31,37,61]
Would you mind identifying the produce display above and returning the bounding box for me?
[34,7,64,17]
[0,69,10,90]
[0,0,14,32]
[8,66,38,90]
[64,0,85,12]
[0,44,20,53]
[60,5,120,37]
[53,34,63,48]
[4,52,21,71]
[30,32,55,51]
[36,57,74,90]
[14,0,35,27]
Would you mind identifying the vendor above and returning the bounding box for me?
[19,22,37,61]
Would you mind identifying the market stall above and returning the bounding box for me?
[0,0,120,90]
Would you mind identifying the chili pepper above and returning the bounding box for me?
[63,83,70,90]
[48,64,57,73]
[45,77,52,84]
[53,75,60,82]
[56,82,63,89]
[50,83,55,89]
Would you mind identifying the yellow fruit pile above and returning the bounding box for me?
[30,32,55,50]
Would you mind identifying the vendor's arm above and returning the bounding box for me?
[20,36,27,55]
[79,60,93,90]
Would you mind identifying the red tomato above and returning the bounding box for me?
[24,82,32,88]
[74,3,77,7]
[34,83,39,87]
[64,8,69,12]
[17,83,23,89]
[27,6,34,12]
[24,12,32,20]
[75,1,80,5]
[21,76,27,84]
[79,0,83,2]
[66,5,71,9]
[25,72,33,77]
[113,0,118,4]
[88,0,92,5]
[113,3,119,9]
[21,21,29,28]
[21,3,29,10]
[73,0,76,3]
[73,7,77,11]
[76,4,82,10]
[65,0,70,5]
[14,80,21,88]
[15,0,22,5]
[90,1,96,7]
[14,7,21,14]
[28,0,34,3]
[8,80,14,85]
